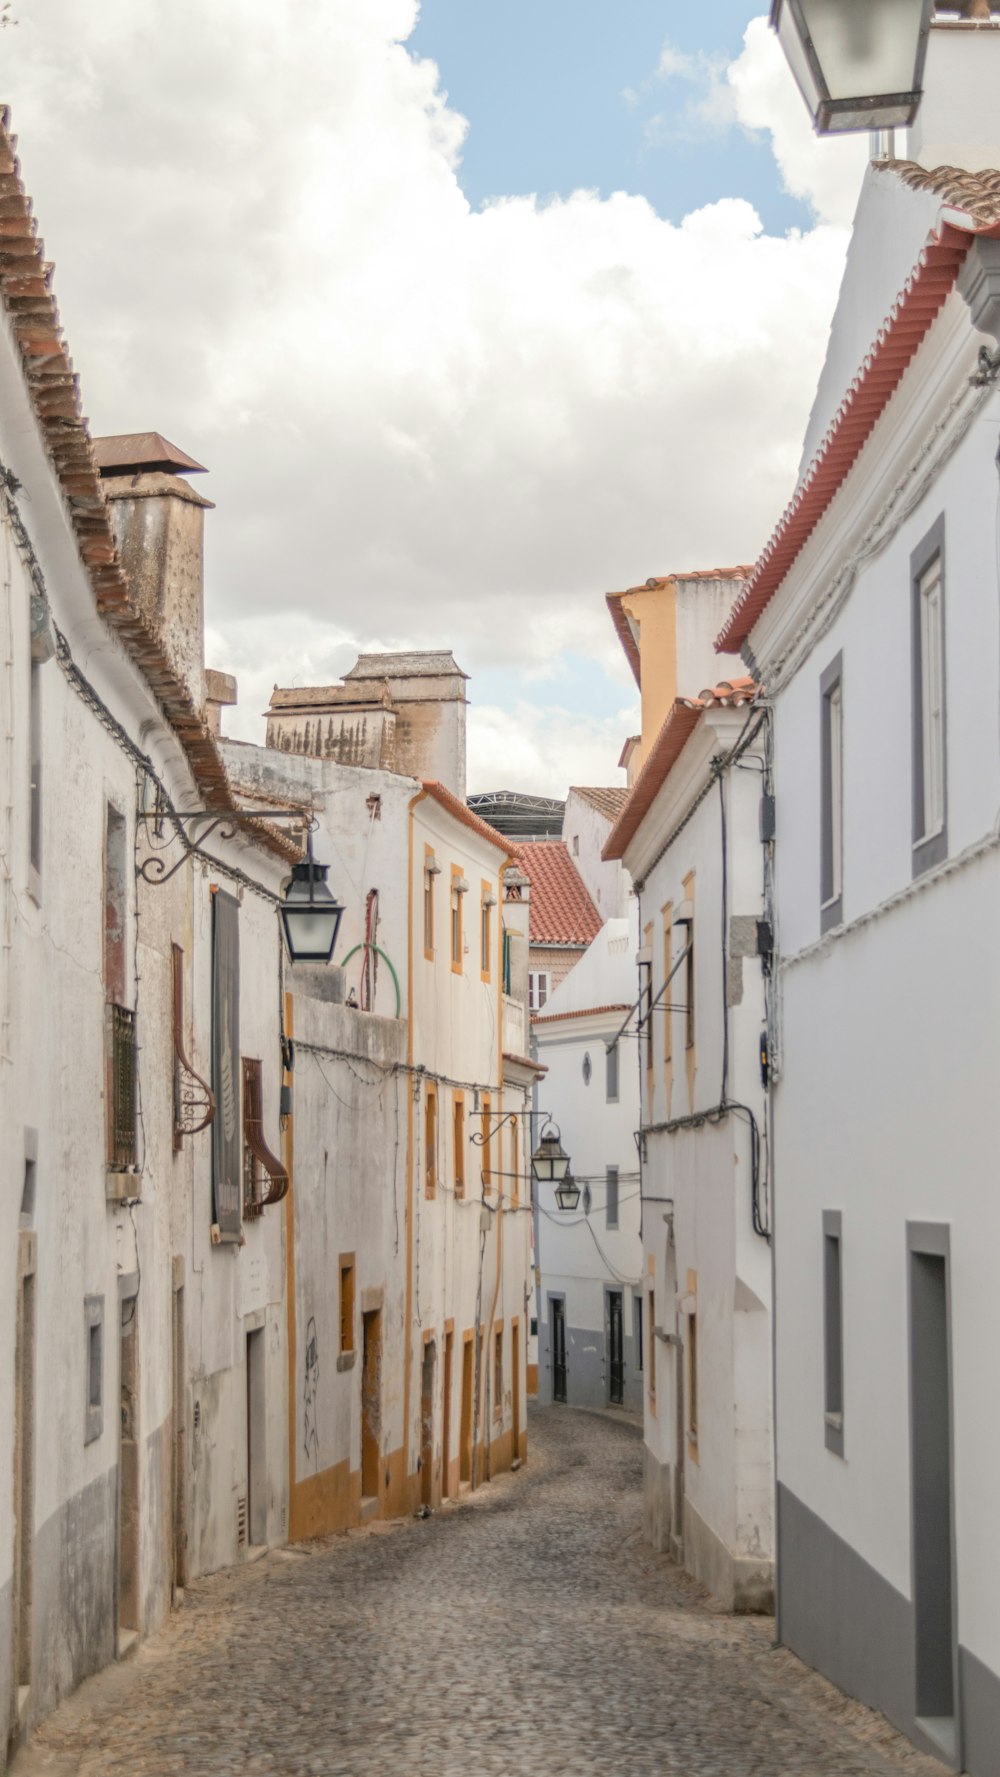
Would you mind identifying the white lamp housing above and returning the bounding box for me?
[771,0,933,133]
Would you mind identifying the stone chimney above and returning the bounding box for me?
[909,8,1000,171]
[205,669,238,736]
[95,432,213,715]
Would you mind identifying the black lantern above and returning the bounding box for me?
[555,1172,581,1213]
[531,1122,571,1184]
[770,0,933,134]
[280,833,345,965]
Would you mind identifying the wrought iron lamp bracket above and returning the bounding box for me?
[137,803,313,886]
[470,1105,551,1148]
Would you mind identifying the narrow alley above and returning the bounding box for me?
[14,1410,942,1777]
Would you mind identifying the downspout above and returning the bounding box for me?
[405,787,429,1503]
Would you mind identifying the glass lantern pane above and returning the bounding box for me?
[282,907,339,959]
[798,0,924,101]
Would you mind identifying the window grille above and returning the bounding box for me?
[172,944,215,1151]
[242,1057,288,1219]
[108,1003,138,1170]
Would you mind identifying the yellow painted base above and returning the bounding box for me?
[526,1363,539,1397]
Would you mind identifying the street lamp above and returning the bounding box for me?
[555,1172,582,1214]
[280,833,345,965]
[770,0,933,134]
[531,1122,571,1185]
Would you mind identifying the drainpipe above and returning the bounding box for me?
[405,787,429,1503]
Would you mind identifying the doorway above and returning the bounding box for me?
[908,1228,958,1760]
[550,1297,567,1403]
[420,1340,436,1509]
[361,1310,382,1504]
[511,1320,521,1461]
[608,1290,624,1405]
[460,1333,474,1485]
[442,1329,454,1499]
[118,1290,140,1648]
[246,1328,266,1547]
[10,1237,36,1757]
[171,1278,186,1595]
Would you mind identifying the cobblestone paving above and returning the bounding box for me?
[15,1407,944,1777]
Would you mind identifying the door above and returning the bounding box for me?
[460,1334,474,1484]
[361,1310,382,1501]
[442,1330,454,1499]
[909,1234,958,1759]
[551,1298,567,1404]
[10,1251,35,1756]
[511,1321,521,1462]
[246,1328,266,1547]
[118,1293,140,1643]
[420,1340,436,1509]
[608,1290,624,1405]
[171,1281,186,1595]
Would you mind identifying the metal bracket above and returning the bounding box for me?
[137,795,312,886]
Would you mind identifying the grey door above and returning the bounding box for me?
[908,1228,958,1760]
[608,1291,624,1405]
[551,1299,567,1403]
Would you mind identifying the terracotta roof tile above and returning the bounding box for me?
[568,786,628,822]
[419,779,513,856]
[603,678,758,862]
[532,1003,631,1025]
[519,841,603,946]
[717,164,1000,653]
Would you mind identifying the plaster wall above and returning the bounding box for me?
[534,937,643,1413]
[908,23,1000,175]
[562,792,629,921]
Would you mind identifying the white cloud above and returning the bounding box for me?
[5,4,858,788]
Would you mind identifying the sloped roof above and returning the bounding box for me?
[568,786,628,822]
[520,841,603,946]
[93,432,206,476]
[608,570,751,687]
[532,1002,630,1025]
[419,780,512,856]
[717,162,1000,653]
[603,679,758,862]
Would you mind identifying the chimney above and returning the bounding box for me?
[205,669,238,736]
[95,432,214,714]
[908,7,1000,171]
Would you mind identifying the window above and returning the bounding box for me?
[582,1052,592,1086]
[242,1057,288,1218]
[687,1313,699,1447]
[648,1289,656,1404]
[425,1084,437,1198]
[339,1255,356,1354]
[494,1327,503,1418]
[823,1210,844,1457]
[84,1295,103,1445]
[107,1004,138,1171]
[450,867,464,972]
[639,950,654,1078]
[633,1292,644,1373]
[453,1093,466,1199]
[501,927,512,994]
[912,520,947,876]
[820,653,844,930]
[423,847,436,958]
[606,1165,619,1231]
[606,1041,619,1103]
[481,1092,492,1194]
[528,971,550,1013]
[683,918,695,1052]
[211,890,242,1238]
[480,883,493,981]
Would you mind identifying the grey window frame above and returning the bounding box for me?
[911,515,948,878]
[605,1041,619,1103]
[606,1165,619,1231]
[84,1294,104,1445]
[820,653,843,932]
[823,1209,844,1457]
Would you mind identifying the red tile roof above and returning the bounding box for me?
[603,679,758,862]
[717,164,1000,654]
[519,842,603,946]
[419,780,513,857]
[568,786,628,822]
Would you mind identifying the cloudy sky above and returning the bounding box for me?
[3,2,867,792]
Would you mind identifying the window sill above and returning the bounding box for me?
[106,1166,142,1204]
[337,1351,357,1372]
[820,895,843,935]
[912,827,947,878]
[824,1411,845,1458]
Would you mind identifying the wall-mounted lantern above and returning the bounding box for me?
[280,833,345,965]
[531,1121,571,1184]
[555,1173,582,1213]
[770,0,933,133]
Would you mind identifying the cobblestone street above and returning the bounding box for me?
[14,1407,942,1777]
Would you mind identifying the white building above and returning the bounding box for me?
[719,16,1000,1765]
[603,642,773,1612]
[532,916,643,1414]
